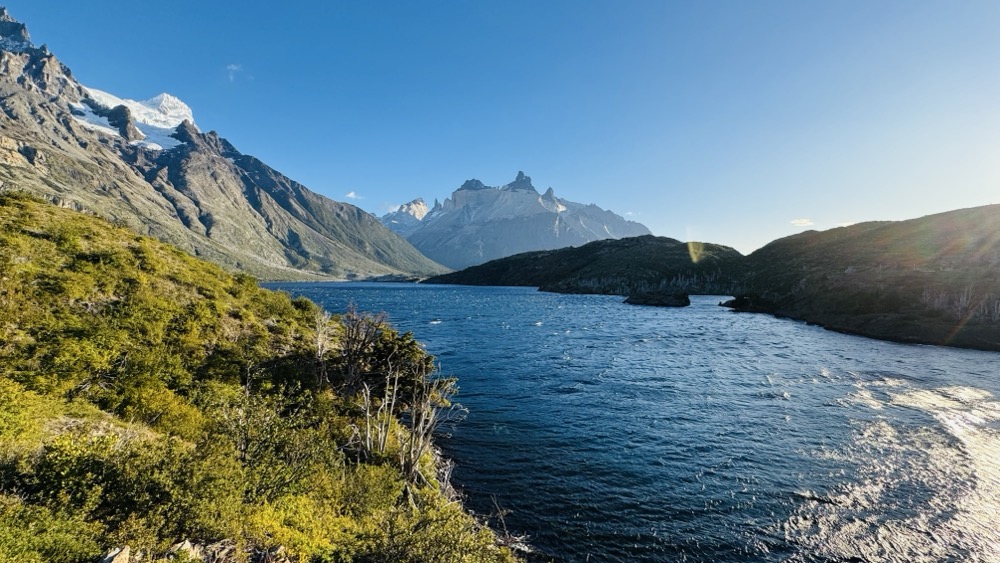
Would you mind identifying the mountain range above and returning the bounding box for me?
[381,172,651,270]
[0,8,445,280]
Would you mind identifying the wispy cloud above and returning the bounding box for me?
[346,191,362,200]
[790,218,814,227]
[838,221,856,228]
[226,63,243,82]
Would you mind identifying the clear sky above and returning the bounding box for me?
[5,1,1000,253]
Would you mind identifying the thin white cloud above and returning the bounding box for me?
[838,221,856,228]
[226,63,243,82]
[790,218,814,227]
[346,191,362,200]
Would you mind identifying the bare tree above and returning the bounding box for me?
[314,310,334,387]
[337,304,387,392]
[398,372,466,486]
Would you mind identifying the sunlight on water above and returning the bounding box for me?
[786,381,1000,562]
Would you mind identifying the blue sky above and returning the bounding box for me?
[6,1,1000,253]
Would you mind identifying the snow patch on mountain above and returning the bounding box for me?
[382,198,431,237]
[0,35,30,52]
[69,87,197,151]
[85,88,194,129]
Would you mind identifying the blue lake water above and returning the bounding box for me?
[265,282,1000,562]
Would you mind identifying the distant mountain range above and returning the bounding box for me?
[0,8,445,280]
[381,172,651,270]
[428,206,1000,351]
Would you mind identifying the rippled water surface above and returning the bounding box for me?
[265,282,1000,562]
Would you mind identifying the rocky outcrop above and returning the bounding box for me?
[458,178,488,191]
[98,546,130,563]
[503,170,536,192]
[0,7,31,52]
[624,291,691,307]
[96,540,284,563]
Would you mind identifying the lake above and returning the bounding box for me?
[264,282,1000,562]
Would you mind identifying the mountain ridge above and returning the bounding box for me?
[384,171,651,270]
[0,7,446,280]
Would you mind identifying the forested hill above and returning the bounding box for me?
[734,204,1000,351]
[0,192,514,562]
[423,235,746,297]
[425,206,1000,351]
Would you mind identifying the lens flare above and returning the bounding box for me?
[688,241,704,264]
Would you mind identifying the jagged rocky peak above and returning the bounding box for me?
[542,187,557,199]
[380,197,434,237]
[459,179,489,191]
[397,198,430,220]
[502,171,536,192]
[143,93,194,125]
[105,105,143,142]
[0,7,32,51]
[171,119,201,145]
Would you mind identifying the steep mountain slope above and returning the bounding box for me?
[732,204,1000,350]
[0,8,445,280]
[384,172,651,270]
[425,235,745,296]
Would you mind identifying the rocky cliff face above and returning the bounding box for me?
[383,171,651,270]
[0,8,445,280]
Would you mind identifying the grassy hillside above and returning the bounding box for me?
[0,192,514,562]
[424,235,745,297]
[734,205,1000,351]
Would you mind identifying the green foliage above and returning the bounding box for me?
[0,194,516,561]
[0,494,104,563]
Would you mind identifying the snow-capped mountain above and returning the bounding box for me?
[70,87,194,150]
[382,198,430,237]
[383,171,651,270]
[0,7,445,280]
[69,87,195,151]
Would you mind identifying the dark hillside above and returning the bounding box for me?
[426,206,1000,351]
[734,205,1000,350]
[425,235,746,297]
